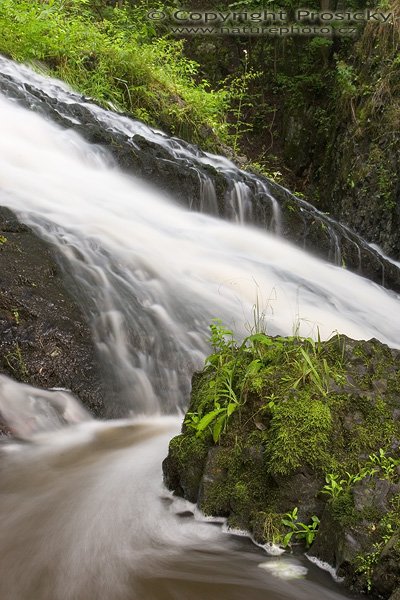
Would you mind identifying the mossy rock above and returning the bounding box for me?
[163,331,400,598]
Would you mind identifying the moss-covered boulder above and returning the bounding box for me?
[163,327,400,597]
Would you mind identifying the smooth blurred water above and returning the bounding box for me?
[0,59,393,600]
[0,383,354,600]
[0,94,399,414]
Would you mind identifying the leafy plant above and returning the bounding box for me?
[321,473,345,499]
[322,467,377,500]
[367,448,400,481]
[223,49,261,153]
[0,0,230,150]
[356,545,380,592]
[281,507,320,548]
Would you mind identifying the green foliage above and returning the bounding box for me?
[335,59,358,100]
[281,507,320,548]
[367,448,400,481]
[0,0,229,150]
[355,494,400,592]
[246,161,283,184]
[186,321,346,464]
[185,321,246,443]
[169,319,400,589]
[321,449,399,510]
[321,467,379,499]
[222,49,261,153]
[356,546,381,592]
[5,343,28,379]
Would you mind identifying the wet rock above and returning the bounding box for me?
[389,586,400,600]
[372,536,400,597]
[0,208,104,425]
[353,478,400,514]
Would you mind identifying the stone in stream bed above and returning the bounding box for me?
[163,330,400,598]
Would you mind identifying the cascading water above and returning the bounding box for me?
[0,58,399,600]
[1,92,400,411]
[1,53,400,294]
[0,387,353,600]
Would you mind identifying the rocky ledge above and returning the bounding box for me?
[163,325,400,599]
[0,207,104,426]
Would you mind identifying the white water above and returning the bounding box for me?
[0,94,400,412]
[0,376,349,600]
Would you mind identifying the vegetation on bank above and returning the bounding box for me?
[163,323,400,597]
[0,0,231,150]
[2,0,399,234]
[176,0,400,249]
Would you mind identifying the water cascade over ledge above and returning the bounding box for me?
[0,86,400,410]
[1,55,400,293]
[0,56,399,600]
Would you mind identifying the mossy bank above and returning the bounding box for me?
[163,325,400,598]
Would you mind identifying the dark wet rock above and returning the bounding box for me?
[372,535,400,597]
[353,478,400,514]
[0,208,104,425]
[389,586,400,600]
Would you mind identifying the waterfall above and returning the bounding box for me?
[0,98,400,413]
[0,87,399,412]
[0,56,397,600]
[1,54,399,294]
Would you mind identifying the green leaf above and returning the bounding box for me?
[212,414,226,443]
[247,333,273,345]
[196,408,224,432]
[281,519,296,529]
[283,532,294,547]
[227,402,238,417]
[245,359,262,375]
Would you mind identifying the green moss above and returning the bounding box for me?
[164,327,400,579]
[265,397,332,476]
[251,511,285,544]
[355,494,400,592]
[198,442,271,527]
[330,492,358,528]
[167,433,209,502]
[0,0,229,151]
[347,397,396,459]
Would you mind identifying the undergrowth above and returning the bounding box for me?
[0,0,230,150]
[185,321,347,475]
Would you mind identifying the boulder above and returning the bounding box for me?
[163,331,400,597]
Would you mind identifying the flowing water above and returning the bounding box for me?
[0,59,398,599]
[0,377,354,600]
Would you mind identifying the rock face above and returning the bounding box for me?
[163,330,400,598]
[0,208,104,424]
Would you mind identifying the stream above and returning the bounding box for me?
[0,57,399,599]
